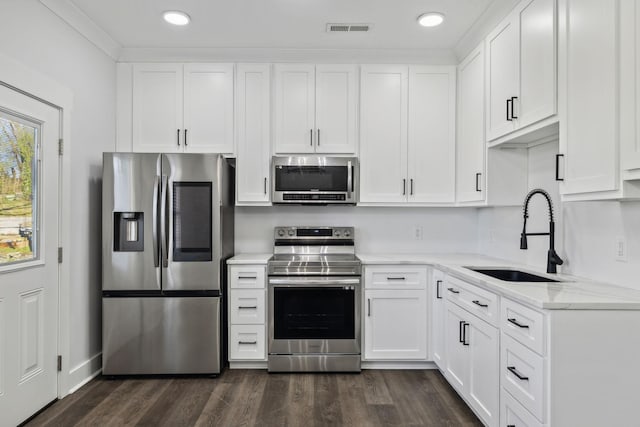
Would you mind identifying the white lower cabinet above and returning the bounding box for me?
[363,265,428,361]
[444,300,499,427]
[501,389,543,427]
[229,325,266,360]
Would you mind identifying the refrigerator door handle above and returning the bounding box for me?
[160,174,169,268]
[152,175,160,268]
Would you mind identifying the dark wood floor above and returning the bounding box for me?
[26,369,482,426]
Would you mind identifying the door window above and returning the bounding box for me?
[0,111,39,265]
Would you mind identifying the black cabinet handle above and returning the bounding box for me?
[238,276,257,279]
[264,177,268,194]
[367,298,371,317]
[310,129,313,146]
[462,322,469,346]
[475,173,482,192]
[508,318,530,329]
[184,129,188,146]
[238,306,258,310]
[317,129,320,146]
[472,300,488,308]
[436,280,442,299]
[510,97,518,119]
[459,320,465,343]
[410,179,414,195]
[387,276,406,281]
[447,287,460,294]
[177,129,180,146]
[507,366,529,381]
[506,98,513,121]
[402,179,406,195]
[555,154,564,181]
[238,341,257,345]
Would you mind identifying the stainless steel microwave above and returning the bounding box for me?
[272,156,358,204]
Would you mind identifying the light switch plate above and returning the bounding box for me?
[615,236,628,262]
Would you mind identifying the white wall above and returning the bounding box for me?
[478,141,640,291]
[0,0,116,389]
[236,206,479,254]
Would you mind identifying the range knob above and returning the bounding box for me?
[334,230,341,237]
[288,229,295,237]
[343,230,351,238]
[277,229,285,237]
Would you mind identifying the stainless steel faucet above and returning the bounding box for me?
[520,189,564,274]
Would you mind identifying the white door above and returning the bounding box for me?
[359,65,408,203]
[621,0,640,172]
[0,86,59,425]
[486,16,519,141]
[315,65,358,154]
[235,64,271,204]
[444,301,468,395]
[132,63,183,153]
[183,63,234,154]
[408,66,456,203]
[456,45,486,203]
[364,289,427,360]
[431,271,446,369]
[467,318,500,427]
[518,0,557,129]
[273,64,316,154]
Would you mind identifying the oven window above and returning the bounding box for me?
[275,166,348,192]
[273,287,355,339]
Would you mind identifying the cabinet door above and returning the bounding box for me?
[559,0,619,194]
[236,64,271,204]
[408,66,456,203]
[486,17,519,140]
[364,289,427,360]
[456,46,486,203]
[315,65,358,154]
[183,63,234,153]
[431,271,446,369]
[132,63,183,153]
[274,64,316,154]
[467,317,500,427]
[620,0,640,171]
[518,0,557,129]
[359,66,408,203]
[444,301,468,394]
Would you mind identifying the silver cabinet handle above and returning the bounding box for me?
[347,160,352,199]
[238,306,258,309]
[238,341,257,345]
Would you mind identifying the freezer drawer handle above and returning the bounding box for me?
[238,341,257,345]
[507,366,529,381]
[238,306,258,310]
[508,318,530,329]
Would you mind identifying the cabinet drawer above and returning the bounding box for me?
[501,388,543,427]
[229,325,266,360]
[229,265,266,289]
[365,266,427,289]
[501,298,546,355]
[230,289,265,324]
[445,275,499,326]
[501,334,546,422]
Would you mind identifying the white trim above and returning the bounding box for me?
[39,0,122,60]
[229,361,268,369]
[361,361,437,370]
[67,353,102,394]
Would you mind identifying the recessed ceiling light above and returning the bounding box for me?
[163,10,191,26]
[417,12,445,27]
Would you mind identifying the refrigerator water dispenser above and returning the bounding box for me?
[114,212,144,251]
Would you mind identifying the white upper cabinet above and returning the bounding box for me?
[457,45,486,203]
[359,65,409,203]
[131,63,234,154]
[274,64,357,154]
[621,0,640,174]
[235,64,271,205]
[408,66,456,203]
[486,0,557,144]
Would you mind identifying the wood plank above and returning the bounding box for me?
[361,370,393,405]
[254,373,289,427]
[285,373,314,426]
[336,373,375,427]
[313,374,343,426]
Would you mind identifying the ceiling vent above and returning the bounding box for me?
[326,23,372,33]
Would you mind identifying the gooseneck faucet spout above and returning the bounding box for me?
[520,189,564,274]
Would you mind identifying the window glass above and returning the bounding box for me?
[0,113,38,265]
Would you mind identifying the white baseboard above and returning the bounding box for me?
[229,361,268,369]
[67,352,102,394]
[361,361,437,370]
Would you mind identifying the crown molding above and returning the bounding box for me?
[39,0,121,60]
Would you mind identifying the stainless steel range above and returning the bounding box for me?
[267,226,361,372]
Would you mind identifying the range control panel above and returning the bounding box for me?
[274,226,354,240]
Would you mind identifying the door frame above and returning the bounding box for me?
[0,52,73,399]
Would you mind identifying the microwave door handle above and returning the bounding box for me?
[347,160,353,199]
[152,175,160,268]
[160,175,168,268]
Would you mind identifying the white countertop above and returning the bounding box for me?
[227,253,272,264]
[358,252,640,310]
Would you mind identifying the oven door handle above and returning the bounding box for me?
[268,278,360,286]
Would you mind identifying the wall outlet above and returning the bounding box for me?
[615,236,628,262]
[414,225,423,241]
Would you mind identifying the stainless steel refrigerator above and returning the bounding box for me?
[102,153,234,375]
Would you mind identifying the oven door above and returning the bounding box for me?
[268,276,361,355]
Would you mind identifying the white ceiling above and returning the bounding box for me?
[68,0,501,51]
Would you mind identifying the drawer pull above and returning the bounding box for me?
[447,287,460,294]
[459,321,465,343]
[238,306,258,309]
[238,276,257,280]
[462,322,469,346]
[238,341,257,345]
[507,366,529,381]
[472,300,488,308]
[387,277,406,281]
[436,280,442,299]
[508,318,530,329]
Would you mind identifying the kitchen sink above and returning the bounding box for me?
[466,268,561,283]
